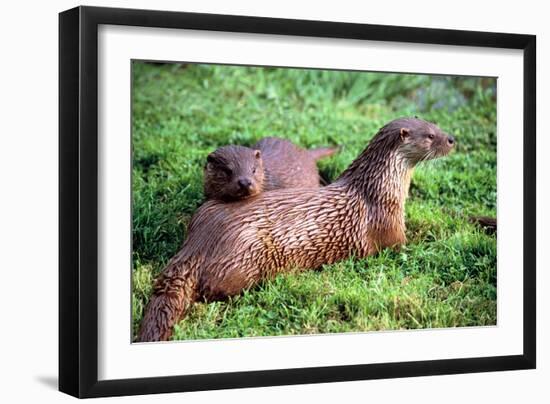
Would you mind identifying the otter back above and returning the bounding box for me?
[254,137,336,192]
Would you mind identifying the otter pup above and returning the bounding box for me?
[203,137,337,201]
[138,118,455,342]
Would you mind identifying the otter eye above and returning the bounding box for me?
[252,167,257,174]
[428,133,435,140]
[223,167,232,177]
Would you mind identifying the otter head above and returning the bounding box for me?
[394,118,455,166]
[203,145,265,201]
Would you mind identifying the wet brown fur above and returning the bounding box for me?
[138,118,454,342]
[203,137,338,201]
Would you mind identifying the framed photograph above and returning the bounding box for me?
[59,5,536,398]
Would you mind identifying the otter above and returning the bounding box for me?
[203,137,337,201]
[138,117,455,342]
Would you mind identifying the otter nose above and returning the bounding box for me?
[238,178,252,190]
[447,135,455,145]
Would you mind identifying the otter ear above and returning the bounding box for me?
[254,150,261,159]
[400,128,410,140]
[205,154,217,169]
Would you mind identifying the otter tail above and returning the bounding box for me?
[469,216,497,235]
[137,265,199,342]
[307,146,339,161]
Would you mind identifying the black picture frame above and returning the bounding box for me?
[59,5,536,398]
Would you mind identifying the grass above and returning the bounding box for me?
[131,61,497,341]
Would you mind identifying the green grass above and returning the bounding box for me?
[131,61,497,340]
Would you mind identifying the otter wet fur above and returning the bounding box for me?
[203,137,338,201]
[138,118,455,342]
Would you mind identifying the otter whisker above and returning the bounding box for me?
[417,149,433,164]
[421,150,433,162]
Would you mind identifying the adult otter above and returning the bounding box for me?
[138,118,455,342]
[203,137,337,201]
